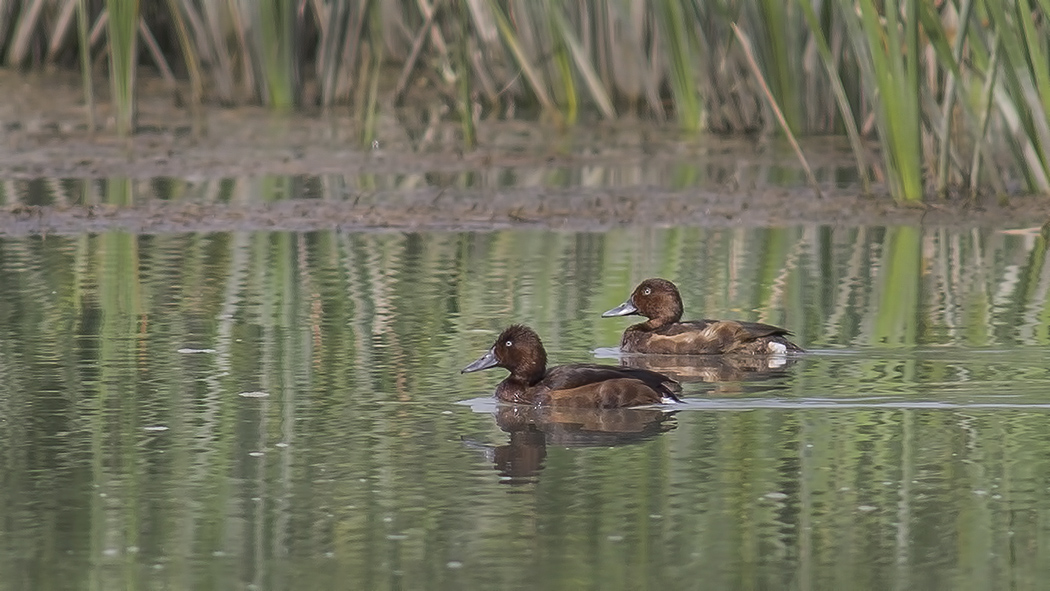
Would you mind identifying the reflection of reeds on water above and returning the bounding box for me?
[618,353,797,384]
[468,406,677,485]
[6,223,1050,585]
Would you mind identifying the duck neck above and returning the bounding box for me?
[512,346,547,386]
[512,361,546,387]
[631,315,676,332]
[495,373,541,404]
[494,354,547,404]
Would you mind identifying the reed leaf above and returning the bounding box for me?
[970,34,1006,197]
[797,0,869,194]
[549,4,614,120]
[6,0,46,65]
[853,0,925,202]
[477,0,557,119]
[45,0,78,61]
[751,0,802,131]
[138,17,177,89]
[1015,0,1050,119]
[548,6,578,125]
[984,0,1050,192]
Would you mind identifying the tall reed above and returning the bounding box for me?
[861,0,924,203]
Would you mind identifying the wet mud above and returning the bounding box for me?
[1,71,1047,235]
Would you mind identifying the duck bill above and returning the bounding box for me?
[601,299,638,318]
[461,348,500,373]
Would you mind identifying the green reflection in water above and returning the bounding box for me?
[0,226,1049,590]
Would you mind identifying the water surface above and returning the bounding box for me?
[1,225,1049,590]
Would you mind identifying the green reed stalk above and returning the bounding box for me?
[455,0,477,148]
[928,0,974,196]
[360,40,383,149]
[165,0,206,134]
[76,0,96,131]
[653,0,701,130]
[851,0,925,202]
[106,0,140,136]
[549,11,578,125]
[1015,0,1050,123]
[752,0,802,132]
[355,0,383,148]
[970,36,1005,197]
[549,4,615,120]
[258,0,297,109]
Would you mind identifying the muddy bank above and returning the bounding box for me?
[1,71,1047,235]
[4,186,1048,236]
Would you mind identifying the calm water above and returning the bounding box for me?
[1,224,1050,590]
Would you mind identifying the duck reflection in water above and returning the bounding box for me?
[616,351,798,386]
[461,324,681,484]
[467,405,677,485]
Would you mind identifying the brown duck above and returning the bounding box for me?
[602,278,803,355]
[462,324,682,408]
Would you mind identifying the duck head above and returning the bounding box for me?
[602,278,684,325]
[462,324,547,385]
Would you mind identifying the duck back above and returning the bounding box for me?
[533,364,681,408]
[623,320,801,355]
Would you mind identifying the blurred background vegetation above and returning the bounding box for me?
[0,0,1048,203]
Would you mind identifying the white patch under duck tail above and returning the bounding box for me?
[767,342,787,354]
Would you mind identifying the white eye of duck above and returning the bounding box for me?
[505,340,513,347]
[643,287,651,295]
